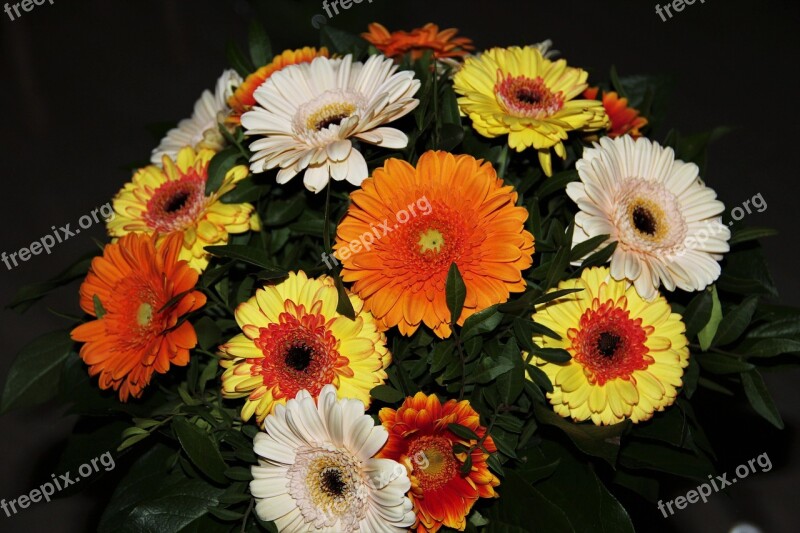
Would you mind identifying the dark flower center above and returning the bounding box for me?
[164,191,191,213]
[315,113,349,131]
[320,469,346,497]
[516,89,541,105]
[284,345,313,371]
[597,332,622,358]
[632,206,657,236]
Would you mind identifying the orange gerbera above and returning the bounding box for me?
[70,233,206,401]
[378,393,500,533]
[334,151,534,338]
[362,23,474,61]
[226,47,329,125]
[584,87,648,138]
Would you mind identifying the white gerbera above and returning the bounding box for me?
[567,136,730,301]
[250,385,415,533]
[150,69,242,164]
[241,54,420,193]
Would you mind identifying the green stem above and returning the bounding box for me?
[323,181,332,253]
[497,143,510,179]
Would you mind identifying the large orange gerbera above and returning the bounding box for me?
[226,47,329,125]
[584,87,648,138]
[334,151,534,338]
[378,393,500,533]
[362,23,474,61]
[70,233,206,401]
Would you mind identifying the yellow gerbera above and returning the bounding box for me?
[107,146,260,272]
[219,271,391,425]
[528,267,689,425]
[453,45,608,176]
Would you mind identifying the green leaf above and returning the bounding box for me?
[334,274,356,320]
[619,440,714,481]
[467,356,515,384]
[729,226,778,246]
[484,470,573,533]
[248,20,272,68]
[194,317,222,352]
[204,245,285,274]
[461,305,502,340]
[580,241,617,269]
[697,286,722,351]
[263,195,306,226]
[172,417,228,484]
[226,41,253,78]
[534,404,629,466]
[569,235,610,262]
[532,288,583,306]
[448,423,480,441]
[93,294,107,319]
[206,148,240,196]
[682,288,713,339]
[544,243,571,290]
[740,370,784,429]
[8,252,97,312]
[320,26,368,58]
[712,296,758,346]
[695,353,754,374]
[370,384,405,403]
[530,346,571,364]
[0,330,74,414]
[121,478,226,533]
[744,338,800,358]
[537,170,578,197]
[446,263,466,324]
[497,340,525,404]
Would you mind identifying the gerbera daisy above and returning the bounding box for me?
[334,151,534,338]
[251,385,416,532]
[378,392,500,533]
[567,136,730,301]
[226,47,329,126]
[241,54,420,193]
[219,271,391,425]
[453,45,608,176]
[584,87,648,138]
[361,23,474,61]
[70,233,206,402]
[151,69,241,164]
[108,146,260,272]
[529,267,690,425]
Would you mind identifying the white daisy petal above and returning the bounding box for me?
[570,136,730,300]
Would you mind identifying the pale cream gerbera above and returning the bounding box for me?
[250,385,416,532]
[567,136,730,301]
[241,54,420,193]
[151,69,242,164]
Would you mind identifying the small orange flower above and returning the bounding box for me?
[226,47,329,125]
[71,233,206,401]
[334,151,534,338]
[584,87,648,138]
[362,23,474,61]
[378,393,500,533]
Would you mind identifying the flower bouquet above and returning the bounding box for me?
[2,19,797,533]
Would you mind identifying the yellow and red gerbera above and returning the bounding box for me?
[453,46,608,176]
[107,146,259,272]
[70,233,206,402]
[584,87,648,138]
[335,151,534,338]
[219,271,391,425]
[378,393,500,533]
[226,47,329,125]
[528,267,690,425]
[362,23,474,61]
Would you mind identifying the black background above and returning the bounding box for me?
[0,0,798,531]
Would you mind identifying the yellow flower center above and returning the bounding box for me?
[627,198,668,241]
[307,102,356,131]
[409,436,457,491]
[136,302,153,327]
[418,229,445,254]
